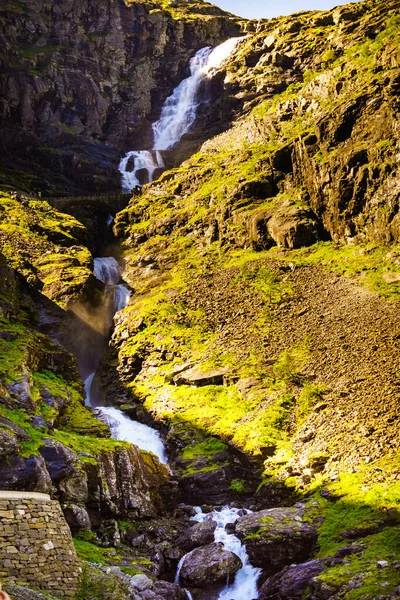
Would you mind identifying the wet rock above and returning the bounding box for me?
[235,507,318,574]
[259,559,326,599]
[180,542,242,587]
[178,464,234,505]
[176,518,217,551]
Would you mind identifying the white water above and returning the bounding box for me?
[177,506,261,600]
[119,150,164,193]
[99,406,168,464]
[119,37,244,191]
[85,254,168,464]
[152,46,212,152]
[84,373,95,407]
[113,284,131,312]
[94,257,121,285]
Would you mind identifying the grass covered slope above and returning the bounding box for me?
[104,0,400,595]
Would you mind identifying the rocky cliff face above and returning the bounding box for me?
[0,0,242,194]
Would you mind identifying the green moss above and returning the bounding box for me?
[180,437,228,460]
[230,479,246,493]
[53,430,130,461]
[0,407,44,457]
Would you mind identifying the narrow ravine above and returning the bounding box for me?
[176,507,261,600]
[85,37,262,599]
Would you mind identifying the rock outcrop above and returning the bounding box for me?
[175,518,217,551]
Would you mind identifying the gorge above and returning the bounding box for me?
[0,0,400,599]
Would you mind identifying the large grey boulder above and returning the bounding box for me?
[259,559,326,599]
[176,518,217,551]
[235,507,318,575]
[63,503,91,533]
[180,542,242,587]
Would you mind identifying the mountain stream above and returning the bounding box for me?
[92,36,260,597]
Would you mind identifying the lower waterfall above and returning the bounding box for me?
[85,254,168,464]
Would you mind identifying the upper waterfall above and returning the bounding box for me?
[119,36,245,192]
[152,46,212,152]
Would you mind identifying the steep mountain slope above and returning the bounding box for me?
[98,0,400,596]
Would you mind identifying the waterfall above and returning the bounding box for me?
[176,506,261,599]
[99,406,168,464]
[119,150,164,193]
[84,373,95,407]
[152,46,213,152]
[94,257,121,285]
[85,250,168,465]
[119,36,245,192]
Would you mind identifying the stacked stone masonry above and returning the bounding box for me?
[0,492,81,597]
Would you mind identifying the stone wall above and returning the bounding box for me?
[0,491,81,597]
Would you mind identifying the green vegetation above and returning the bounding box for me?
[308,454,400,597]
[180,437,228,460]
[275,241,400,301]
[0,191,92,307]
[140,343,310,456]
[230,479,246,493]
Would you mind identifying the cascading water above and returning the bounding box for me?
[98,406,167,464]
[94,257,121,285]
[86,251,168,463]
[177,506,261,600]
[119,36,245,192]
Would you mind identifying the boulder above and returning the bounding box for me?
[267,202,319,249]
[63,504,91,533]
[174,366,230,386]
[235,507,318,574]
[0,454,52,493]
[0,429,19,456]
[40,440,89,503]
[152,581,187,600]
[130,574,153,591]
[176,518,217,551]
[259,559,326,599]
[180,542,242,587]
